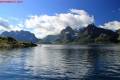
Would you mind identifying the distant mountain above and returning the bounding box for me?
[57,24,119,44]
[1,30,38,43]
[78,24,118,43]
[59,26,77,43]
[42,35,59,44]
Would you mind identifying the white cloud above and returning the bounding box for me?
[24,9,94,38]
[0,18,10,31]
[0,17,23,31]
[0,9,94,38]
[0,13,119,39]
[99,21,120,30]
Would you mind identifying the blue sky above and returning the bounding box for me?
[0,0,119,25]
[0,0,120,38]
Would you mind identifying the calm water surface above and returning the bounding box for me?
[0,44,120,80]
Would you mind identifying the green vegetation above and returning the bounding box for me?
[0,37,37,48]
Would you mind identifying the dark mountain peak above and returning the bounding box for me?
[61,26,75,35]
[87,23,96,27]
[60,26,76,42]
[66,26,72,30]
[86,24,97,30]
[63,26,74,32]
[83,24,98,36]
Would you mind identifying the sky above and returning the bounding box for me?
[0,0,120,38]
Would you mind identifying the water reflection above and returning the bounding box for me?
[85,45,120,80]
[0,45,120,80]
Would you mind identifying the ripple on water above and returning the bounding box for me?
[0,44,120,80]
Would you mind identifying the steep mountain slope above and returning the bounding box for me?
[57,24,119,43]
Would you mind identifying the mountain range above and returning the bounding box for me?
[42,24,120,44]
[1,24,120,44]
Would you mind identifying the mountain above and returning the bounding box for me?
[42,35,59,44]
[59,26,76,43]
[78,24,118,43]
[1,30,38,43]
[58,24,119,44]
[116,29,120,41]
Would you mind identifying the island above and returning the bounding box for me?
[0,30,38,48]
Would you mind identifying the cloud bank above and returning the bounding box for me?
[99,21,120,30]
[0,9,120,39]
[0,9,94,38]
[24,9,94,38]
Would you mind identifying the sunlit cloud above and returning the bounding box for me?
[99,21,120,30]
[24,9,94,38]
[0,9,95,38]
